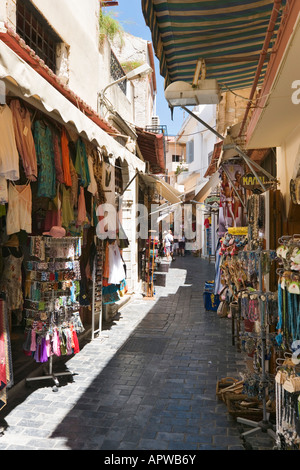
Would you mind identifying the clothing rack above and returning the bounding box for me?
[237,246,277,442]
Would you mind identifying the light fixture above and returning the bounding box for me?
[101,63,153,96]
[164,79,222,107]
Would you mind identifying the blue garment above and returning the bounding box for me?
[34,121,56,199]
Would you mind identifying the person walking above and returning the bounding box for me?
[178,235,185,256]
[164,229,173,261]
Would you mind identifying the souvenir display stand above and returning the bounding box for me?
[91,239,104,340]
[24,235,83,391]
[236,246,277,441]
[274,235,300,449]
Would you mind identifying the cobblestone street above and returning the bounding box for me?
[0,255,273,451]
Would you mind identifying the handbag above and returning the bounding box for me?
[283,375,300,393]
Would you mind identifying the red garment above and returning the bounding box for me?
[0,301,7,390]
[71,327,80,354]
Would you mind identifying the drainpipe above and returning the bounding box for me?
[238,0,283,137]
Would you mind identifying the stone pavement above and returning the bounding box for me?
[0,254,275,450]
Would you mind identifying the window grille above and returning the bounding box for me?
[110,50,126,95]
[16,0,62,73]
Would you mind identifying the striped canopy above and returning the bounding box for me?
[142,0,286,91]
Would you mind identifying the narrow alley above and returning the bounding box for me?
[0,255,274,451]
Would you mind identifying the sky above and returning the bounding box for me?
[105,0,186,136]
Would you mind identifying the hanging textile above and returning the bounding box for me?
[76,187,87,226]
[0,104,20,181]
[9,99,37,181]
[52,127,65,184]
[75,139,91,188]
[0,246,24,313]
[0,298,13,410]
[33,120,56,199]
[108,241,126,285]
[61,185,75,229]
[87,154,98,196]
[61,128,72,187]
[6,181,32,235]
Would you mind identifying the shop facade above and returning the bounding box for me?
[0,0,151,409]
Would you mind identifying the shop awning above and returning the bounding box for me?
[136,127,165,173]
[0,36,145,172]
[194,171,220,202]
[142,0,286,90]
[139,173,183,204]
[204,141,223,177]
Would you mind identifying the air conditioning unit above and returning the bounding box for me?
[151,116,160,127]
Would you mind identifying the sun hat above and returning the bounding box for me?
[43,226,66,238]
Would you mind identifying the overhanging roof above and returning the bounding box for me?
[142,0,286,90]
[136,128,165,173]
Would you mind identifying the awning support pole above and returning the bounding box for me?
[121,170,139,196]
[181,107,275,193]
[181,105,225,141]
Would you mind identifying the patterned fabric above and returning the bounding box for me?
[0,251,24,312]
[34,120,56,199]
[75,139,91,188]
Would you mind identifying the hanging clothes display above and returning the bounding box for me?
[23,236,83,363]
[9,99,37,182]
[0,104,20,181]
[6,181,32,235]
[33,120,56,199]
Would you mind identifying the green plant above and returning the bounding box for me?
[99,10,124,43]
[175,165,188,176]
[121,60,144,73]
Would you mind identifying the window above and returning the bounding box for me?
[16,0,62,73]
[172,155,181,163]
[186,140,194,164]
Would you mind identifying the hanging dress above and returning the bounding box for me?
[108,242,126,285]
[61,129,72,187]
[0,104,20,181]
[75,139,91,188]
[9,99,37,181]
[0,249,24,312]
[33,120,56,199]
[6,182,32,235]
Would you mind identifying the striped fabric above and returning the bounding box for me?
[142,0,286,91]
